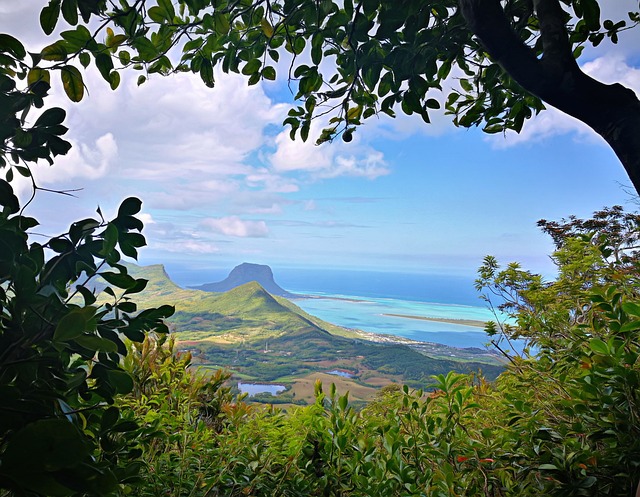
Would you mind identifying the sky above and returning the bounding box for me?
[1,1,639,283]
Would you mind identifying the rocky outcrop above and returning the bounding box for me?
[190,263,296,298]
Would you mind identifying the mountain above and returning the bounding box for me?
[123,263,505,403]
[190,262,296,298]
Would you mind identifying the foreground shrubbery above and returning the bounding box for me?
[114,207,639,496]
[1,194,638,497]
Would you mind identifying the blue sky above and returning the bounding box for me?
[1,2,638,281]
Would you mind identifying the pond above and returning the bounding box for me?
[326,370,355,378]
[238,382,286,397]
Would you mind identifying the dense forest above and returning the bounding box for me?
[1,0,640,495]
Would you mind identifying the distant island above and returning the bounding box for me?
[190,262,297,298]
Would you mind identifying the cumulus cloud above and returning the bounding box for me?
[200,216,269,237]
[269,125,390,180]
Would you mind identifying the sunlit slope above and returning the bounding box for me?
[125,264,358,338]
[123,264,504,382]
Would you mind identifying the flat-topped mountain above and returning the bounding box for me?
[190,262,296,298]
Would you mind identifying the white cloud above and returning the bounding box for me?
[158,239,220,254]
[138,212,156,225]
[245,168,299,193]
[269,124,390,180]
[60,70,285,179]
[322,152,388,179]
[14,133,118,199]
[200,216,269,237]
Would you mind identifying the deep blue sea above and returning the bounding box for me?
[165,265,501,350]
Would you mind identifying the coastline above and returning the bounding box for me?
[382,313,487,328]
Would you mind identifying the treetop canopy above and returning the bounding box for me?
[1,0,640,190]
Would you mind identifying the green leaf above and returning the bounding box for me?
[0,34,27,59]
[338,393,348,411]
[54,307,94,341]
[41,41,68,61]
[538,463,558,470]
[3,419,90,472]
[79,51,91,67]
[132,37,159,61]
[109,70,120,90]
[117,197,142,217]
[619,320,640,333]
[262,66,276,80]
[94,53,114,82]
[61,65,84,101]
[158,0,175,20]
[117,301,137,313]
[0,179,20,214]
[107,34,127,49]
[119,50,131,65]
[40,0,62,35]
[214,11,230,36]
[108,369,134,394]
[76,284,97,305]
[242,58,261,76]
[100,271,135,289]
[148,6,167,23]
[311,33,323,65]
[582,0,601,30]
[622,302,640,317]
[123,278,148,296]
[589,338,609,355]
[35,107,66,127]
[61,0,78,25]
[75,333,118,352]
[101,406,120,430]
[199,57,214,87]
[60,25,92,51]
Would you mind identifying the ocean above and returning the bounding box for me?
[166,265,502,350]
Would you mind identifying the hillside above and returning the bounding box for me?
[124,264,504,403]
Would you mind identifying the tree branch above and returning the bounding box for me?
[535,0,578,72]
[459,0,640,194]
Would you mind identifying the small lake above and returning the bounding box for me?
[327,370,355,378]
[238,382,286,397]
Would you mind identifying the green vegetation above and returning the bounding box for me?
[122,207,640,497]
[1,2,640,496]
[4,186,637,496]
[0,193,174,495]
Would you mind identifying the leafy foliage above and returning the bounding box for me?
[118,334,245,496]
[2,0,639,180]
[1,4,639,494]
[0,184,174,495]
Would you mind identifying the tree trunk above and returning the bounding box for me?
[459,0,640,195]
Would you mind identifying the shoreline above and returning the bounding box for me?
[381,313,486,328]
[291,294,370,303]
